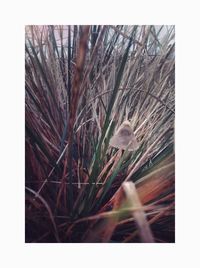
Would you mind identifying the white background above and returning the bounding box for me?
[0,0,199,267]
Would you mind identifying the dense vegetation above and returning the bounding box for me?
[25,25,175,242]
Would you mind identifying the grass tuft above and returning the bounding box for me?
[25,25,175,243]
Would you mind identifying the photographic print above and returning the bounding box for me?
[25,25,175,243]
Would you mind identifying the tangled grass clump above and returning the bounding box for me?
[25,25,175,243]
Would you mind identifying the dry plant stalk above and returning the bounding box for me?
[82,181,154,243]
[57,26,90,206]
[122,181,154,243]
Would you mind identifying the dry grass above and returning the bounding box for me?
[25,25,175,243]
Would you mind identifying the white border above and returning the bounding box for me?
[0,0,200,267]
